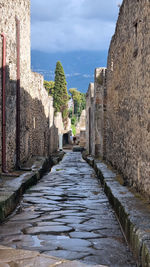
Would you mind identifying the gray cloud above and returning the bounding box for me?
[31,0,123,52]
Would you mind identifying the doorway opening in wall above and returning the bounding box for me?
[63,132,73,151]
[63,133,69,146]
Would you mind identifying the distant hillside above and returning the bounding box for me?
[31,50,108,93]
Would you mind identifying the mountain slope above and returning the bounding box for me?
[31,50,108,93]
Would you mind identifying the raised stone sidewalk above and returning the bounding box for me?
[83,154,150,267]
[0,152,64,223]
[0,245,105,267]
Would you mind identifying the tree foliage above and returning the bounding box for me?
[71,124,76,135]
[69,88,81,103]
[80,93,86,111]
[68,108,73,118]
[53,61,69,120]
[69,88,86,118]
[44,80,55,96]
[71,115,77,125]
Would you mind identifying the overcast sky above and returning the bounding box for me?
[31,0,123,53]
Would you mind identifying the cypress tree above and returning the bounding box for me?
[53,61,68,121]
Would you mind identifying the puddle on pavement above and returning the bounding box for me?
[32,236,42,247]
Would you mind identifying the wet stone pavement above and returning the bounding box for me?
[0,152,136,266]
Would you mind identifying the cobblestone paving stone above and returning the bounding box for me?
[0,152,136,266]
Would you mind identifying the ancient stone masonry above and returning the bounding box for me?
[54,112,64,135]
[86,69,107,157]
[106,0,150,196]
[86,0,150,197]
[86,83,94,155]
[0,0,61,171]
[76,110,86,148]
[94,68,107,159]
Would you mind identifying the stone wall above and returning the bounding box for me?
[80,130,86,148]
[106,0,150,196]
[86,68,107,157]
[94,68,107,158]
[86,83,94,154]
[65,118,71,133]
[76,110,86,134]
[75,110,86,148]
[54,112,64,135]
[0,0,31,170]
[85,0,150,197]
[79,110,86,131]
[0,0,59,171]
[20,72,58,161]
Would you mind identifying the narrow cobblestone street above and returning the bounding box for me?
[0,152,136,266]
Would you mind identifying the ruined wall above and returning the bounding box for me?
[94,68,107,158]
[0,0,59,171]
[86,69,107,157]
[106,0,150,196]
[21,72,58,160]
[54,112,64,135]
[75,110,86,148]
[86,83,94,154]
[65,118,71,133]
[76,109,86,135]
[0,0,30,169]
[80,131,86,148]
[79,110,86,131]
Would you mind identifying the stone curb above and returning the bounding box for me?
[0,152,65,223]
[83,155,150,267]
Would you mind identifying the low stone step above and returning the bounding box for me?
[73,146,85,152]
